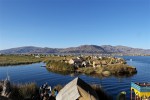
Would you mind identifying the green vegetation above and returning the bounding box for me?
[46,60,74,71]
[0,55,42,66]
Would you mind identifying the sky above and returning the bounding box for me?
[0,0,150,50]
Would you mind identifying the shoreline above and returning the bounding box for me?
[0,61,42,66]
[46,63,137,77]
[0,55,42,66]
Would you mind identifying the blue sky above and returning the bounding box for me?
[0,0,150,50]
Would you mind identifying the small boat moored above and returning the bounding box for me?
[41,65,46,67]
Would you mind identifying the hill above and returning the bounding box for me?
[0,45,150,55]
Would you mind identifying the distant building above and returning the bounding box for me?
[35,55,40,58]
[82,61,89,67]
[93,60,101,68]
[101,61,107,65]
[77,56,85,61]
[69,59,82,64]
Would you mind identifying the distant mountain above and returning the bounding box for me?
[59,45,107,54]
[0,45,150,55]
[101,45,150,55]
[0,46,60,54]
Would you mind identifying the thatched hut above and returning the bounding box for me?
[56,77,99,100]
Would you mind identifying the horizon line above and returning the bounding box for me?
[0,44,150,51]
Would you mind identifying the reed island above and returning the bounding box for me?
[45,55,137,77]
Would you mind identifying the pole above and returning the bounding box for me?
[131,89,132,100]
[135,94,136,100]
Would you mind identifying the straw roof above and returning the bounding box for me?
[56,77,99,100]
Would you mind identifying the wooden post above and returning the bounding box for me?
[137,96,139,100]
[131,89,132,100]
[135,94,136,100]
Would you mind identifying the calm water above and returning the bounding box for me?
[0,56,150,99]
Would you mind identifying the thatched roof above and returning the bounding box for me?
[56,77,99,100]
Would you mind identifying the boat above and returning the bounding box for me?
[130,59,132,62]
[131,82,150,100]
[41,65,46,67]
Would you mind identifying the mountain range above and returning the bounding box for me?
[0,45,150,55]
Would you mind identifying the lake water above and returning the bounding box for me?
[0,56,150,99]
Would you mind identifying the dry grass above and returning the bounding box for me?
[91,84,112,100]
[0,84,2,93]
[79,67,96,74]
[0,55,42,66]
[9,82,38,100]
[46,60,74,71]
[43,56,75,62]
[78,64,136,77]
